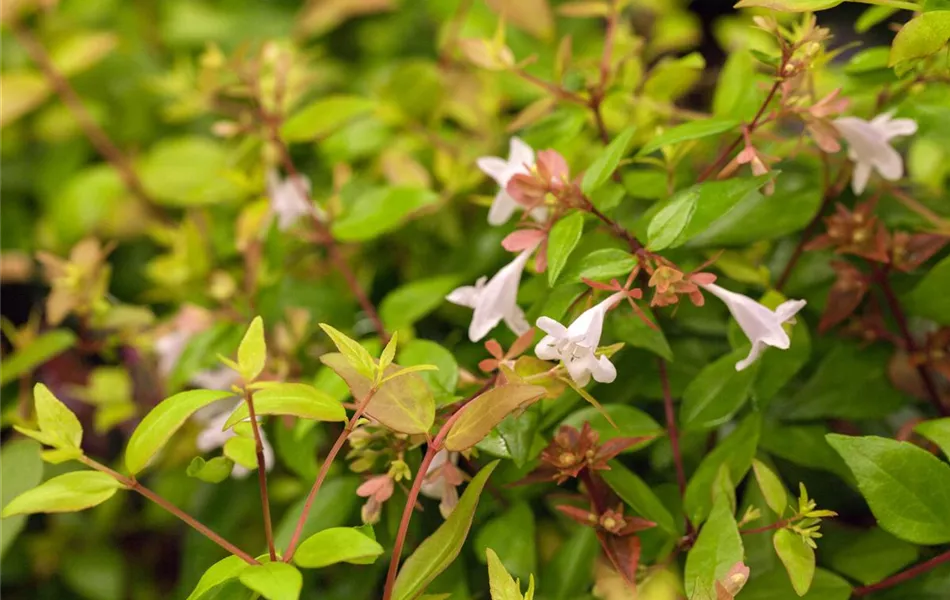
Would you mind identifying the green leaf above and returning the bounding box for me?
[608,309,673,361]
[646,186,698,251]
[486,548,534,600]
[0,329,76,386]
[320,353,435,435]
[332,186,438,242]
[0,72,50,127]
[274,476,361,549]
[0,440,43,557]
[280,96,376,142]
[684,495,744,599]
[827,434,950,545]
[785,344,905,420]
[392,461,499,600]
[827,528,919,586]
[752,460,788,516]
[680,350,756,431]
[1,471,124,517]
[753,320,810,404]
[379,333,399,376]
[225,383,345,428]
[581,126,636,194]
[186,456,234,484]
[915,418,950,460]
[546,527,599,600]
[759,423,854,483]
[445,384,546,452]
[638,118,739,156]
[319,324,377,379]
[713,52,762,119]
[474,502,537,584]
[559,248,637,283]
[740,568,851,600]
[50,32,117,77]
[380,275,461,330]
[238,562,301,600]
[294,527,384,568]
[139,136,243,207]
[889,11,950,67]
[684,414,761,525]
[600,461,678,535]
[223,436,257,470]
[560,405,662,453]
[494,406,541,468]
[774,529,816,596]
[733,0,843,11]
[906,254,950,325]
[125,389,233,475]
[547,212,585,286]
[399,340,459,401]
[186,555,249,600]
[24,383,83,451]
[237,316,266,382]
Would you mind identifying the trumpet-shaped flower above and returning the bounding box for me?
[420,449,463,518]
[447,246,536,342]
[700,283,806,371]
[833,112,917,195]
[535,291,625,386]
[267,169,313,231]
[477,137,546,225]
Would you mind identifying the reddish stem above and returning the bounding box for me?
[658,359,686,499]
[283,390,376,561]
[244,388,277,560]
[852,549,950,596]
[81,457,258,564]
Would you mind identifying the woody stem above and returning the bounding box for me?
[244,388,277,561]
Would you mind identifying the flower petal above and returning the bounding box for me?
[852,161,872,195]
[535,336,561,361]
[536,316,568,338]
[446,285,480,308]
[509,137,535,169]
[565,355,592,386]
[487,191,519,225]
[477,156,510,183]
[735,341,767,371]
[590,354,617,384]
[774,299,807,324]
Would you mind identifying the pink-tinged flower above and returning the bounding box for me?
[267,169,313,231]
[833,112,917,195]
[420,450,463,518]
[446,245,538,341]
[535,291,625,386]
[357,475,394,524]
[699,283,806,371]
[477,138,547,225]
[194,400,275,479]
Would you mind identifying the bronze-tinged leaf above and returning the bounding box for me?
[320,353,435,435]
[485,0,554,40]
[598,532,640,592]
[444,383,546,451]
[819,261,869,333]
[893,232,949,272]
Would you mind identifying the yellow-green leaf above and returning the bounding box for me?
[280,96,375,143]
[1,471,124,517]
[487,548,535,600]
[224,436,257,470]
[238,316,266,382]
[774,529,816,596]
[33,383,83,450]
[321,353,435,435]
[238,562,301,600]
[225,383,345,429]
[752,459,788,516]
[125,389,233,475]
[294,527,384,568]
[319,324,376,379]
[393,461,499,600]
[0,72,49,127]
[445,384,546,452]
[889,11,950,67]
[185,555,249,600]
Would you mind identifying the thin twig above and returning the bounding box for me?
[658,360,686,499]
[80,457,258,564]
[852,548,950,596]
[11,23,153,205]
[244,388,277,560]
[283,390,377,562]
[870,264,948,417]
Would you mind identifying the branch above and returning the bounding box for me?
[870,264,948,417]
[244,388,276,560]
[11,22,154,205]
[852,548,950,596]
[282,389,377,562]
[80,457,258,565]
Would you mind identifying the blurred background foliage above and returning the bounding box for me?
[2,0,950,599]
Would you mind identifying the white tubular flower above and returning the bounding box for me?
[700,283,806,371]
[420,449,461,518]
[534,291,625,386]
[447,246,537,342]
[194,401,274,479]
[267,169,313,231]
[476,137,547,225]
[833,112,917,195]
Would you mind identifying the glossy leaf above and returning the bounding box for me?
[638,117,738,156]
[125,389,233,474]
[752,459,788,516]
[294,527,384,568]
[237,316,266,381]
[486,548,535,600]
[331,186,438,242]
[15,383,83,451]
[889,11,950,67]
[1,471,124,517]
[186,555,249,600]
[238,562,301,600]
[915,418,950,459]
[600,461,678,535]
[684,495,743,599]
[827,434,950,544]
[392,461,498,600]
[281,96,375,142]
[445,384,546,451]
[581,126,636,194]
[319,324,377,379]
[225,383,345,428]
[474,502,537,584]
[559,404,662,453]
[547,212,585,286]
[680,350,755,430]
[186,456,234,484]
[380,276,460,330]
[321,353,435,435]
